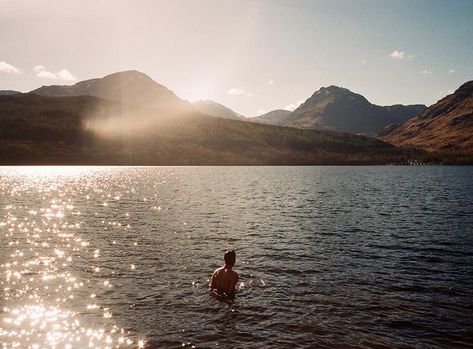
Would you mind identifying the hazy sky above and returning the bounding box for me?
[1,0,472,116]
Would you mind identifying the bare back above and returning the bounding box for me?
[210,267,239,295]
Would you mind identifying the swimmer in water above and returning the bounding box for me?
[210,250,239,297]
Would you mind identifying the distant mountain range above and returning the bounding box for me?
[0,90,20,96]
[30,72,426,136]
[379,80,473,152]
[0,70,470,164]
[193,100,243,120]
[0,70,447,165]
[252,86,426,135]
[0,92,422,165]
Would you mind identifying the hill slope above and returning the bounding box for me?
[277,86,425,135]
[378,81,473,152]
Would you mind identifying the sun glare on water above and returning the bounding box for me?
[3,166,106,178]
[0,168,146,348]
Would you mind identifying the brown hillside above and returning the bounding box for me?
[378,81,473,152]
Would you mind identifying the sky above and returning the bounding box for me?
[0,0,472,116]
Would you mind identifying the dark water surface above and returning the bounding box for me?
[1,166,472,348]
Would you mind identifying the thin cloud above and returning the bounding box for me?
[227,88,253,97]
[267,80,274,85]
[360,59,367,64]
[34,65,76,81]
[37,70,58,79]
[389,50,413,60]
[0,61,21,74]
[227,88,244,95]
[58,69,75,81]
[33,65,45,73]
[448,69,456,74]
[285,99,304,111]
[420,69,432,75]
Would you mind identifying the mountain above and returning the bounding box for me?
[0,92,442,165]
[2,70,468,164]
[274,86,426,135]
[0,90,20,96]
[252,109,291,125]
[31,70,188,109]
[193,100,243,120]
[378,81,473,152]
[30,75,425,136]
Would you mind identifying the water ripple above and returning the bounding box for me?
[0,166,472,348]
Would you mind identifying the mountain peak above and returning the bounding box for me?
[453,80,473,97]
[309,85,365,100]
[457,80,473,90]
[320,85,348,92]
[283,85,425,135]
[31,70,184,108]
[101,70,154,82]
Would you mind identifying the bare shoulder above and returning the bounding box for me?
[213,267,224,275]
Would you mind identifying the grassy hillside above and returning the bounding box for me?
[0,93,468,165]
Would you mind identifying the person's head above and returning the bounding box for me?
[224,250,236,268]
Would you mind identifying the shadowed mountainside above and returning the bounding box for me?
[0,92,449,165]
[0,90,20,96]
[378,81,473,152]
[252,109,292,125]
[277,86,426,135]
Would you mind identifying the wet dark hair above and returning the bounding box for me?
[224,250,236,266]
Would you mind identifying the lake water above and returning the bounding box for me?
[0,166,472,349]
